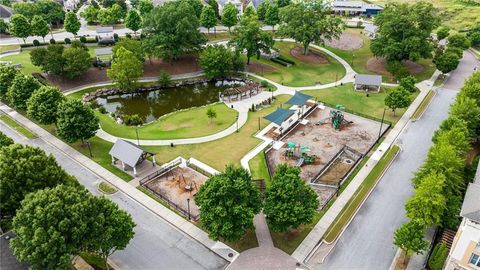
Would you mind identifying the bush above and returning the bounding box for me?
[113,33,119,41]
[123,114,144,126]
[277,56,295,65]
[50,39,56,44]
[260,80,269,88]
[64,38,71,44]
[33,39,40,46]
[125,33,132,39]
[428,242,448,270]
[158,70,171,87]
[140,33,145,39]
[271,57,291,67]
[98,106,107,114]
[79,36,87,43]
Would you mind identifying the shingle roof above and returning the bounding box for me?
[264,108,295,126]
[96,26,114,34]
[0,4,13,19]
[355,74,382,86]
[460,183,480,223]
[286,91,313,106]
[0,232,28,270]
[95,47,112,56]
[109,139,151,168]
[364,23,378,34]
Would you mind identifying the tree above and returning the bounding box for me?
[31,15,49,42]
[113,39,144,62]
[98,8,116,25]
[27,86,65,125]
[436,26,450,41]
[0,131,13,148]
[181,0,203,18]
[37,0,65,25]
[405,172,446,226]
[195,165,261,241]
[0,65,18,98]
[199,44,242,79]
[11,185,90,269]
[265,3,279,31]
[142,1,206,60]
[7,74,41,110]
[432,119,470,156]
[470,32,480,47]
[62,47,92,79]
[136,0,154,16]
[450,96,480,136]
[0,20,8,33]
[257,0,270,21]
[64,12,80,37]
[12,2,39,20]
[243,5,256,18]
[231,15,274,64]
[457,72,480,106]
[110,3,126,23]
[263,164,319,233]
[370,2,440,62]
[107,47,143,92]
[399,76,417,93]
[80,4,98,24]
[30,44,65,75]
[384,86,411,116]
[56,99,99,144]
[206,107,217,124]
[125,9,142,35]
[9,14,31,44]
[393,220,429,264]
[428,242,448,270]
[278,0,343,55]
[201,5,217,34]
[157,70,171,86]
[435,50,461,74]
[221,3,238,32]
[448,34,471,50]
[84,196,135,270]
[207,0,219,19]
[0,144,75,218]
[276,0,291,8]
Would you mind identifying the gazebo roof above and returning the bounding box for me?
[355,74,382,86]
[95,47,113,57]
[96,26,114,34]
[263,108,295,126]
[109,139,154,168]
[286,91,313,106]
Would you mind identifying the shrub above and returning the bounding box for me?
[33,39,40,46]
[427,242,448,270]
[113,33,119,41]
[158,70,171,87]
[79,36,87,43]
[271,57,291,67]
[125,33,132,39]
[123,114,143,126]
[277,56,295,65]
[64,38,71,44]
[98,106,107,114]
[260,80,269,88]
[50,38,56,44]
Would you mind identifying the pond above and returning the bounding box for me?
[96,82,229,123]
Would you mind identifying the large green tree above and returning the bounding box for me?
[30,44,65,75]
[62,46,92,79]
[27,86,65,125]
[231,14,274,64]
[384,86,411,116]
[107,47,143,92]
[265,3,279,31]
[64,12,80,37]
[457,72,480,106]
[221,3,238,32]
[142,0,206,60]
[12,2,39,20]
[109,3,126,23]
[7,74,41,110]
[11,185,90,269]
[393,220,429,264]
[201,5,217,34]
[278,0,343,55]
[436,26,450,41]
[370,2,439,62]
[181,0,203,18]
[448,34,471,50]
[199,44,242,79]
[435,50,461,74]
[113,39,145,62]
[136,0,154,16]
[9,14,31,44]
[37,0,65,25]
[207,0,219,18]
[80,4,98,24]
[263,164,319,233]
[125,9,142,35]
[195,165,261,241]
[56,99,99,143]
[0,65,18,98]
[31,15,49,42]
[257,0,270,21]
[450,96,480,136]
[0,132,13,148]
[0,144,75,218]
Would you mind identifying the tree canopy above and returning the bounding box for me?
[80,4,98,24]
[64,12,80,36]
[195,165,261,241]
[221,3,238,32]
[384,86,411,116]
[0,65,18,98]
[278,0,343,55]
[263,164,319,233]
[370,2,440,62]
[201,5,217,34]
[393,220,429,258]
[31,15,49,41]
[265,3,280,31]
[0,132,13,148]
[30,44,92,78]
[199,44,242,79]
[107,47,144,92]
[27,86,65,125]
[136,0,154,16]
[9,14,31,43]
[7,74,41,110]
[125,9,142,34]
[56,99,99,143]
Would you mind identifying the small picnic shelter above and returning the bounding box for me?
[96,26,115,44]
[95,47,113,67]
[354,74,382,92]
[109,139,156,176]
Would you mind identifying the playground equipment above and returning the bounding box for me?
[177,175,198,193]
[284,142,317,167]
[315,104,353,130]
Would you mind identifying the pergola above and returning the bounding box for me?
[222,82,260,102]
[96,26,114,44]
[109,139,156,176]
[95,47,113,66]
[354,74,382,92]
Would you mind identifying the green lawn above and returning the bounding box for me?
[412,90,435,120]
[248,151,271,186]
[0,44,20,53]
[96,103,238,140]
[303,83,418,124]
[249,41,346,87]
[0,115,36,139]
[323,145,400,243]
[98,181,117,194]
[80,252,107,270]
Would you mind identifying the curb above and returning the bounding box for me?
[411,90,437,122]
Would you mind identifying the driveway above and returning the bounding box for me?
[313,51,479,270]
[0,123,228,270]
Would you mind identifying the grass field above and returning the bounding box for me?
[0,115,36,139]
[249,41,346,87]
[98,181,117,194]
[322,145,400,243]
[96,103,238,140]
[0,44,20,53]
[248,151,271,185]
[302,83,417,124]
[412,90,435,120]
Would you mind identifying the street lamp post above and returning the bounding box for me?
[236,115,239,133]
[136,125,140,145]
[187,198,191,220]
[378,108,386,140]
[86,140,93,157]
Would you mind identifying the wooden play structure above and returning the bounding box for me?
[315,105,353,130]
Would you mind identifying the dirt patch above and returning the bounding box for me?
[290,47,330,64]
[46,67,109,91]
[246,62,276,73]
[324,32,364,51]
[366,57,425,77]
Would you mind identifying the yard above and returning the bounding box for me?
[248,41,346,87]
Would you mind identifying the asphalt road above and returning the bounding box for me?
[0,123,228,270]
[316,51,479,270]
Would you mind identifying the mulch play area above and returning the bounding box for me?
[366,57,425,77]
[246,61,277,73]
[290,47,330,64]
[324,31,364,51]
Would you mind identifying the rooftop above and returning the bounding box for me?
[264,108,295,126]
[355,74,382,86]
[109,139,154,168]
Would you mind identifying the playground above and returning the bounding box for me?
[142,166,207,220]
[266,106,389,182]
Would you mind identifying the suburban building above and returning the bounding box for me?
[363,23,378,39]
[354,74,382,92]
[0,4,13,23]
[109,139,156,176]
[445,164,480,270]
[331,1,383,16]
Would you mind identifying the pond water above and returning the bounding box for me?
[96,82,229,123]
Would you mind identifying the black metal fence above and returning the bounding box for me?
[139,158,182,186]
[186,161,214,177]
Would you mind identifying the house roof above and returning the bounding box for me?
[0,232,28,270]
[96,26,114,34]
[460,183,480,223]
[286,91,313,106]
[355,74,382,86]
[0,4,13,19]
[95,47,113,56]
[109,139,153,168]
[263,108,295,126]
[364,23,378,34]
